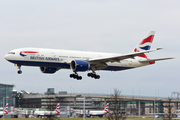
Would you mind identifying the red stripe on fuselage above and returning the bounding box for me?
[134,49,155,64]
[134,48,147,58]
[147,58,155,64]
[20,51,38,54]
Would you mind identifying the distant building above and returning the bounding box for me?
[0,83,14,107]
[45,88,55,95]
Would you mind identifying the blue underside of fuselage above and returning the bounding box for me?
[8,60,134,71]
[86,114,103,117]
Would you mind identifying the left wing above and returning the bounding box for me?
[88,48,160,63]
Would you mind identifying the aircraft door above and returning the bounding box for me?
[51,52,57,62]
[51,52,56,59]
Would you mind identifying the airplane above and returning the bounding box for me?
[34,103,60,118]
[4,31,173,80]
[176,110,180,117]
[0,103,8,118]
[86,103,109,118]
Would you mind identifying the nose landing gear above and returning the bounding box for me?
[15,64,22,74]
[18,70,22,74]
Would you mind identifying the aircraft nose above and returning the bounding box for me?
[4,54,10,60]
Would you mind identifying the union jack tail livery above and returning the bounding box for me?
[4,103,8,114]
[104,103,109,113]
[55,103,60,114]
[133,31,155,58]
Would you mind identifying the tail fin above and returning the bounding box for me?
[133,31,155,58]
[55,103,60,114]
[104,103,109,113]
[4,103,8,114]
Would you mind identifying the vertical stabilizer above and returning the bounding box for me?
[133,31,155,58]
[55,103,60,114]
[104,103,109,113]
[4,103,8,114]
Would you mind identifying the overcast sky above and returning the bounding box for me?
[0,0,180,98]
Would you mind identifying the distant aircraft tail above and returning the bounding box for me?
[132,31,155,58]
[4,103,8,114]
[55,103,60,114]
[104,103,109,113]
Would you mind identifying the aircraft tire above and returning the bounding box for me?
[70,74,74,78]
[95,75,100,79]
[74,74,78,78]
[77,76,82,80]
[18,70,22,74]
[87,73,92,77]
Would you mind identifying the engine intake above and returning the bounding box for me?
[70,60,90,72]
[40,67,57,74]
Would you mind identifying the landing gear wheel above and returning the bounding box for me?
[77,76,82,80]
[87,73,93,77]
[17,70,22,74]
[70,73,82,80]
[70,74,73,78]
[95,75,100,79]
[87,72,100,79]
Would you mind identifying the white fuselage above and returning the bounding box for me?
[4,48,150,71]
[0,111,5,115]
[34,111,59,116]
[89,111,106,115]
[0,111,6,117]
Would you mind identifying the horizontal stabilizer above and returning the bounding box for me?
[139,57,174,63]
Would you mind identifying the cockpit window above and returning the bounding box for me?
[8,52,15,54]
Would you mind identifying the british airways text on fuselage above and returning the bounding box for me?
[30,56,60,61]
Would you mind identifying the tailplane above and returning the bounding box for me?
[104,103,109,113]
[4,103,8,114]
[133,31,155,58]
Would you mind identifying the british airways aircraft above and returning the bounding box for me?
[34,103,60,118]
[0,103,8,118]
[4,31,172,80]
[87,103,109,118]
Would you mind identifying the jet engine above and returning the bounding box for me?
[70,60,90,72]
[40,67,57,74]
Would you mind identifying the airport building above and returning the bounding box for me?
[0,83,14,107]
[15,88,180,116]
[1,85,180,117]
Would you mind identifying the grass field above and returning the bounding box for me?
[1,118,180,120]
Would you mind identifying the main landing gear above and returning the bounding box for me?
[70,73,82,80]
[70,72,100,80]
[87,73,100,79]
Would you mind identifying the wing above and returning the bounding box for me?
[88,48,160,63]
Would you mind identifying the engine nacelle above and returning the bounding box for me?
[40,67,57,74]
[70,60,90,72]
